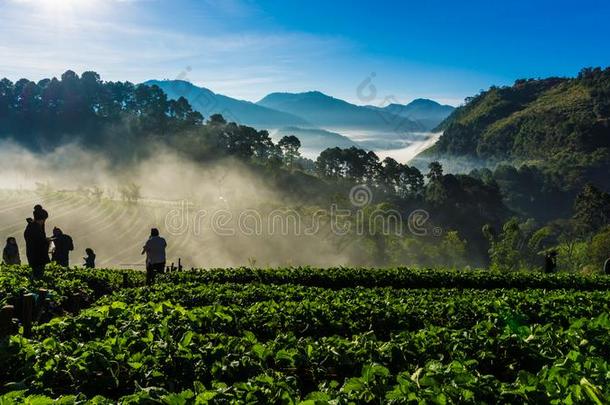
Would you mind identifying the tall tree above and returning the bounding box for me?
[278,135,301,169]
[573,184,610,233]
[427,161,443,181]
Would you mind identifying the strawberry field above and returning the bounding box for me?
[1,266,610,403]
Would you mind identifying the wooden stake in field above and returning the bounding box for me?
[22,294,35,338]
[0,305,15,338]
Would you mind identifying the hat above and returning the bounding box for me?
[33,205,49,221]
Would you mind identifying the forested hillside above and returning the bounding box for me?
[0,71,291,165]
[428,68,610,191]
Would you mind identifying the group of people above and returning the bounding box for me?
[2,204,168,285]
[2,205,96,277]
[8,204,604,279]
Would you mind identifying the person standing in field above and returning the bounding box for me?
[51,227,74,267]
[24,205,50,278]
[544,250,558,274]
[83,248,96,269]
[142,228,167,285]
[2,237,21,265]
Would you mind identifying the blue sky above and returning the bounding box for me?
[1,0,609,106]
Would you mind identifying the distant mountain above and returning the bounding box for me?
[368,99,454,130]
[257,91,424,132]
[144,80,308,128]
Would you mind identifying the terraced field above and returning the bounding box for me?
[0,190,210,269]
[0,189,345,269]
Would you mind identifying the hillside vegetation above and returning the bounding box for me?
[429,68,610,189]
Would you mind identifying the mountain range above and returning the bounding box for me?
[144,80,453,150]
[145,80,308,128]
[257,91,425,132]
[366,99,455,131]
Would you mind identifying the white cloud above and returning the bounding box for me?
[0,0,351,100]
[0,0,473,104]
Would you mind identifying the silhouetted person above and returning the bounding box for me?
[544,250,558,274]
[33,204,48,229]
[142,228,166,285]
[83,248,96,269]
[605,258,610,275]
[51,227,74,267]
[3,237,21,265]
[24,205,50,278]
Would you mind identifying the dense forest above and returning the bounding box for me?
[0,70,283,163]
[0,70,609,271]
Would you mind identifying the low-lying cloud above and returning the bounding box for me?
[0,141,355,269]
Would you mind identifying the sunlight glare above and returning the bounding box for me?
[42,0,96,12]
[20,0,103,30]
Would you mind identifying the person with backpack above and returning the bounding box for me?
[51,227,74,267]
[83,248,96,269]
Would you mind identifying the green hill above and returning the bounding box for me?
[424,67,610,189]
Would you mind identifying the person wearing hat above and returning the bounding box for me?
[24,205,50,278]
[33,204,48,221]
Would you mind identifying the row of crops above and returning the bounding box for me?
[1,265,610,403]
[0,265,144,308]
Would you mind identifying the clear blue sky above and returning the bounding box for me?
[1,0,608,106]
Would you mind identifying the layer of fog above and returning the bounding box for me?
[299,127,494,173]
[374,132,442,164]
[0,141,354,269]
[268,125,442,162]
